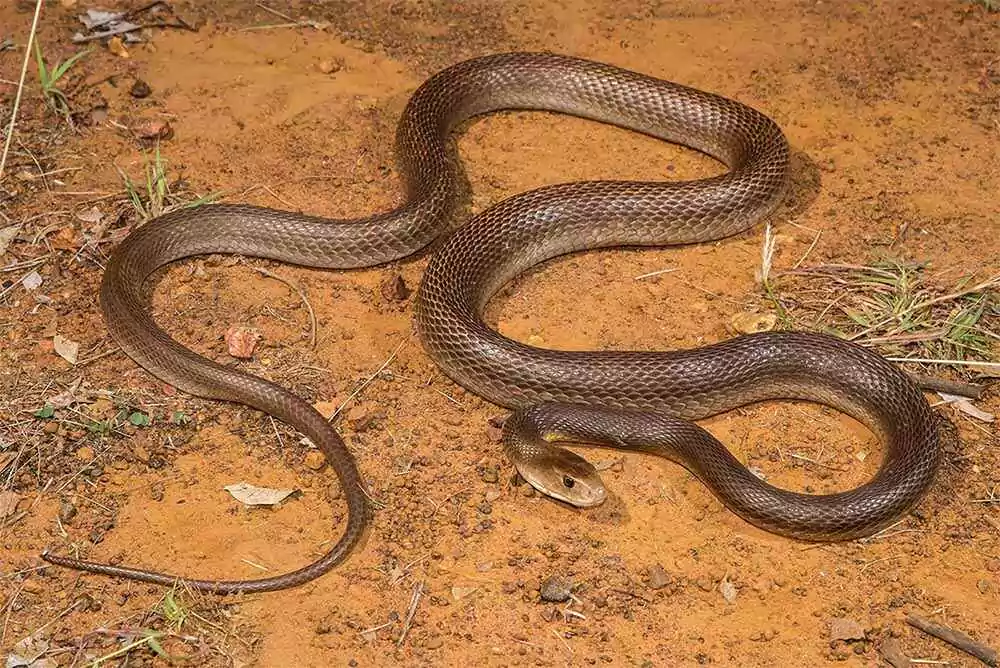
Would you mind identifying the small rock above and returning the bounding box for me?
[318,58,343,74]
[539,575,573,602]
[149,482,165,501]
[129,79,152,98]
[58,501,78,523]
[647,564,671,590]
[977,579,992,595]
[829,617,866,642]
[379,274,410,301]
[347,405,383,432]
[484,488,501,503]
[480,466,499,483]
[485,422,503,443]
[43,421,59,434]
[424,635,444,650]
[76,446,95,462]
[986,558,1000,573]
[519,483,535,498]
[131,118,173,142]
[695,577,713,592]
[729,311,777,335]
[304,451,327,471]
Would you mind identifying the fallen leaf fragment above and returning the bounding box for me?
[938,392,994,422]
[225,325,262,359]
[0,224,20,255]
[53,335,80,364]
[224,482,296,506]
[21,271,42,291]
[451,585,478,601]
[829,617,866,642]
[719,577,738,603]
[108,35,129,58]
[0,490,20,519]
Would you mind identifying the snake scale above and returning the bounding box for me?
[41,53,940,593]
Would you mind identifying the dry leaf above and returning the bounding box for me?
[225,325,261,359]
[719,578,738,603]
[21,271,42,291]
[829,617,866,641]
[938,393,995,423]
[53,335,80,364]
[224,482,296,506]
[0,224,20,256]
[0,490,20,519]
[451,585,478,601]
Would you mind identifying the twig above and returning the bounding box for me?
[633,267,679,281]
[252,266,317,349]
[887,358,1000,370]
[396,580,424,647]
[907,373,984,399]
[0,0,44,182]
[330,336,411,421]
[906,613,997,667]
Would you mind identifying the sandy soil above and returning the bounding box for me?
[1,0,998,666]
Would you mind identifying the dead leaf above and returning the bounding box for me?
[938,393,994,422]
[719,578,738,603]
[21,271,43,291]
[75,207,104,224]
[224,482,297,506]
[0,224,20,256]
[829,617,866,641]
[729,312,777,335]
[7,634,52,667]
[0,490,20,519]
[451,585,478,601]
[225,325,261,359]
[53,335,80,364]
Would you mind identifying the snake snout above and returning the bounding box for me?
[521,447,607,508]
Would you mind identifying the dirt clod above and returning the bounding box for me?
[539,575,573,602]
[304,451,327,471]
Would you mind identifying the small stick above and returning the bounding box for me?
[396,580,424,647]
[633,267,679,281]
[330,336,410,421]
[906,613,997,667]
[0,0,44,182]
[907,373,984,399]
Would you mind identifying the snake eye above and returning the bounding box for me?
[562,475,576,489]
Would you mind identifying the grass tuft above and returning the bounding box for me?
[117,143,220,223]
[33,42,90,122]
[770,261,999,372]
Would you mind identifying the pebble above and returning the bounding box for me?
[129,79,152,98]
[58,501,77,523]
[304,451,327,471]
[75,446,95,462]
[480,466,499,483]
[539,575,573,602]
[519,483,536,498]
[379,274,410,301]
[977,579,992,594]
[43,422,59,434]
[131,118,173,141]
[986,558,1000,573]
[318,59,343,74]
[647,563,671,590]
[149,482,165,502]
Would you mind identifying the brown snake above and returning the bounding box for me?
[41,52,940,593]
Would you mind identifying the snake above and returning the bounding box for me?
[41,52,940,593]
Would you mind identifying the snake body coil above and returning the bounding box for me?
[41,53,940,592]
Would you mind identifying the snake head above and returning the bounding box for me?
[517,447,607,508]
